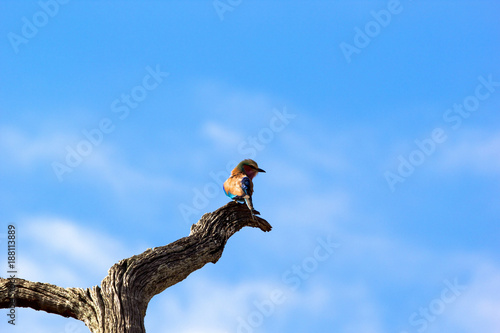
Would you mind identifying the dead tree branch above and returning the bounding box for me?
[0,202,271,333]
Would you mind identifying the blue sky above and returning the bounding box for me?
[1,1,499,332]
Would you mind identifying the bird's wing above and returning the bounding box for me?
[240,176,252,196]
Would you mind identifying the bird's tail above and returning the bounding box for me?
[244,196,255,220]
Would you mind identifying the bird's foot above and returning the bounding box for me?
[252,209,260,215]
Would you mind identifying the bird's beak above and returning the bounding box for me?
[257,168,266,173]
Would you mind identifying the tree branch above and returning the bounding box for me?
[0,201,271,333]
[0,278,90,319]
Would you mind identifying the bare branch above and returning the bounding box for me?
[0,202,271,333]
[0,278,90,319]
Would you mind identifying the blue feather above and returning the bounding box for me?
[240,177,251,195]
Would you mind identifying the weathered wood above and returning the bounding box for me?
[0,202,271,332]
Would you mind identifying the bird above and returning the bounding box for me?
[223,159,265,219]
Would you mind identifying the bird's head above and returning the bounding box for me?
[234,159,266,179]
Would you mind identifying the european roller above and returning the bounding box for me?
[223,159,265,219]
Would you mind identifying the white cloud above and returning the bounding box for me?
[262,157,312,189]
[80,145,178,195]
[277,129,352,173]
[20,216,132,287]
[267,189,350,236]
[330,283,384,333]
[0,126,69,168]
[72,146,188,218]
[440,261,500,333]
[333,229,500,333]
[146,272,385,333]
[0,124,180,192]
[438,130,500,175]
[201,121,244,149]
[18,256,84,287]
[12,211,500,333]
[0,309,85,333]
[146,277,280,333]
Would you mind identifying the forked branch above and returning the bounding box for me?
[0,202,271,333]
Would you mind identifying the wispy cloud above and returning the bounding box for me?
[147,277,280,333]
[276,127,352,173]
[80,145,178,195]
[20,216,132,287]
[201,121,244,149]
[0,125,181,214]
[147,271,384,333]
[0,309,84,333]
[437,130,500,175]
[440,261,500,333]
[334,229,500,333]
[0,126,68,168]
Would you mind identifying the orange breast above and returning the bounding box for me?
[223,174,252,197]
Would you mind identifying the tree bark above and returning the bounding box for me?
[0,202,271,333]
